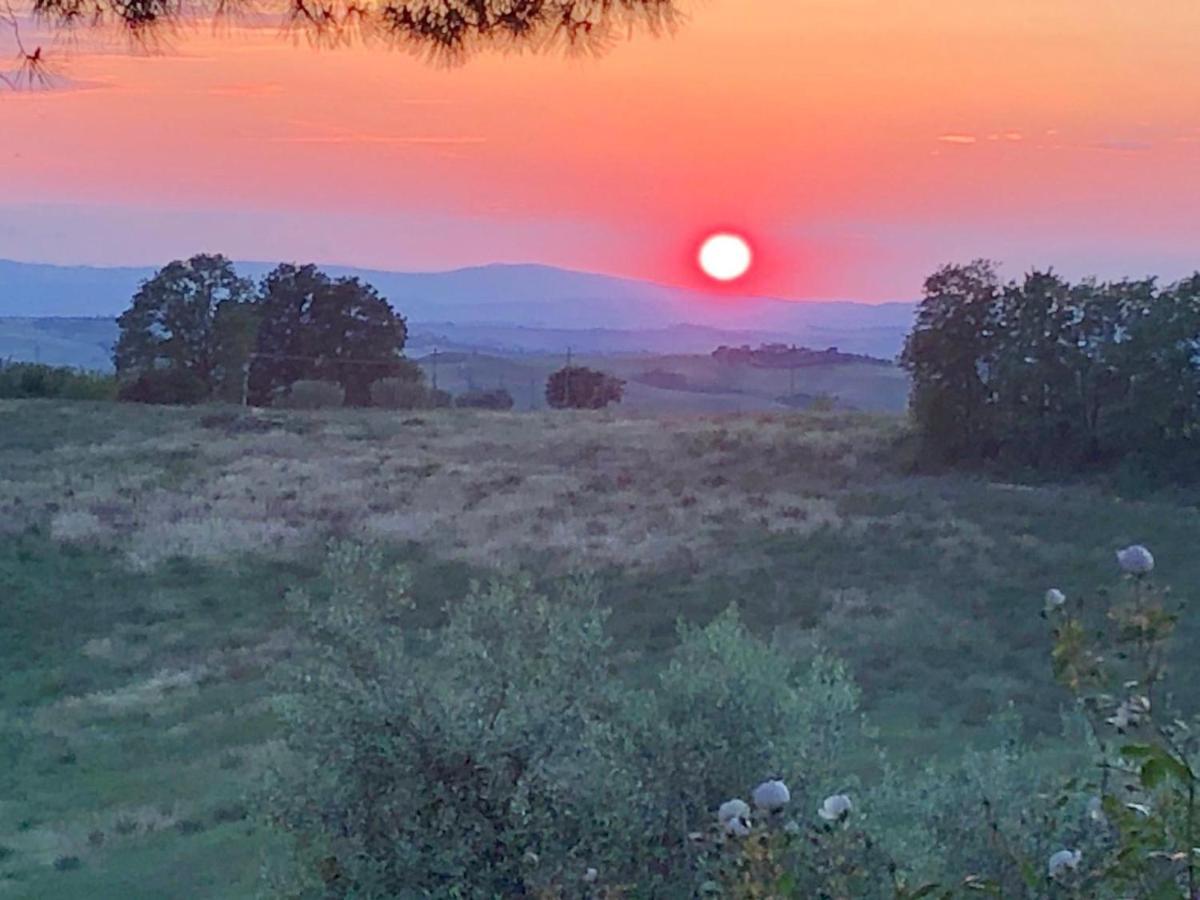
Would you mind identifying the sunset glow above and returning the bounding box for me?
[2,1,1200,300]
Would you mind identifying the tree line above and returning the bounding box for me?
[110,253,623,411]
[901,261,1200,477]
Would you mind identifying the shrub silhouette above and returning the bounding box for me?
[545,366,624,409]
[455,388,514,410]
[370,375,436,410]
[118,368,209,405]
[277,379,345,409]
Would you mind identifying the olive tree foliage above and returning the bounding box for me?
[268,543,867,899]
[3,0,682,86]
[114,253,256,403]
[269,546,633,898]
[901,260,1200,474]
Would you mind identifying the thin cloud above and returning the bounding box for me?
[206,81,283,97]
[269,133,488,145]
[1086,139,1153,152]
[937,133,977,145]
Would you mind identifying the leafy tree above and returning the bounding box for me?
[1121,275,1200,454]
[211,299,263,404]
[902,261,1200,475]
[545,365,624,409]
[899,260,1001,461]
[249,263,409,407]
[989,270,1079,463]
[113,253,255,404]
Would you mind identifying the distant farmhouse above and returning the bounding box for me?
[711,343,891,368]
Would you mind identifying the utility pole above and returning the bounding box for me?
[430,347,439,391]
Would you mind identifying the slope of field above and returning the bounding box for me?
[418,351,910,413]
[1,401,1196,897]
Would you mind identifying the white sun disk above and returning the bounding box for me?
[699,233,752,282]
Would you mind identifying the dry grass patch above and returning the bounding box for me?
[8,406,904,572]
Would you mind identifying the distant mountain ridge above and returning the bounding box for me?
[0,258,916,366]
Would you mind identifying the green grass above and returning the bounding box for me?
[1,399,1197,895]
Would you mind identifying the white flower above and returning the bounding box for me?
[1117,544,1154,575]
[1047,849,1082,878]
[718,798,751,825]
[1044,588,1066,613]
[752,780,790,813]
[582,867,598,884]
[818,794,853,822]
[1106,695,1150,731]
[724,815,752,837]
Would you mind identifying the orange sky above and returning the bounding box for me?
[2,0,1199,301]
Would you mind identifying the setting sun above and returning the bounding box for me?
[698,233,753,283]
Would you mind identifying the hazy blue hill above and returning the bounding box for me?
[1,259,914,359]
[0,317,119,370]
[0,259,155,317]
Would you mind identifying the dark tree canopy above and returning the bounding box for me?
[545,365,623,409]
[114,253,255,403]
[5,0,681,80]
[249,262,409,407]
[901,260,1200,475]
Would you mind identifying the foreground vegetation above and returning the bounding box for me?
[1,400,1197,896]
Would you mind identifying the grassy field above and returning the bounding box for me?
[2,399,1197,897]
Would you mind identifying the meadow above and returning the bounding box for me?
[1,399,1198,897]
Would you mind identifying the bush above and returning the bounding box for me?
[276,379,345,409]
[0,362,117,401]
[271,541,1198,899]
[269,545,867,898]
[454,388,514,410]
[369,375,433,410]
[270,548,627,898]
[117,368,209,405]
[545,366,624,409]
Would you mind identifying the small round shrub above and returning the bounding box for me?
[370,376,432,410]
[545,366,624,409]
[118,368,209,405]
[278,380,345,410]
[455,388,515,410]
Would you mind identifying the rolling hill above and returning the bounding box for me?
[0,258,915,359]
